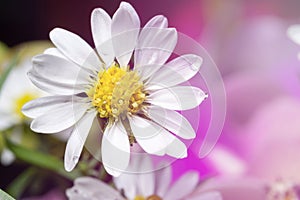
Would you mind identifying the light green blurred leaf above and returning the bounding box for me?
[6,139,80,180]
[0,189,15,200]
[0,56,18,92]
[6,168,35,198]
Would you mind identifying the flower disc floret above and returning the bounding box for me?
[89,63,146,119]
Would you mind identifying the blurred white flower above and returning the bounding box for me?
[0,59,43,165]
[66,156,221,200]
[23,2,206,176]
[287,24,300,59]
[0,59,42,129]
[0,41,50,165]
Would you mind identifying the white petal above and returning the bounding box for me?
[1,148,15,166]
[102,121,130,177]
[32,54,90,85]
[54,126,73,141]
[164,134,187,159]
[64,110,97,171]
[114,173,138,200]
[287,25,300,45]
[91,8,114,66]
[28,69,84,95]
[144,15,168,29]
[187,192,222,200]
[66,177,124,200]
[43,47,65,58]
[30,101,89,133]
[147,86,207,110]
[112,2,140,67]
[49,28,103,71]
[164,171,199,200]
[113,156,145,199]
[136,156,155,197]
[84,117,103,160]
[155,164,172,197]
[22,95,78,118]
[147,106,196,139]
[129,115,171,156]
[134,28,177,80]
[146,54,203,89]
[114,155,155,198]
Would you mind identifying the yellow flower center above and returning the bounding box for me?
[134,195,162,200]
[134,196,145,200]
[14,93,38,119]
[88,63,146,119]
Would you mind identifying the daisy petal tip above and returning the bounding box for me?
[64,157,78,172]
[119,1,134,9]
[192,55,203,70]
[168,147,187,159]
[181,149,188,159]
[21,103,32,118]
[91,7,101,15]
[204,92,209,99]
[198,89,208,100]
[175,151,187,159]
[146,15,168,28]
[91,7,108,20]
[49,27,60,39]
[154,15,167,21]
[49,28,69,44]
[29,122,39,133]
[186,132,196,140]
[103,164,122,177]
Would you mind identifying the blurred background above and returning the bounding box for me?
[1,0,300,199]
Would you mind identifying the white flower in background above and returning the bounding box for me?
[66,157,221,200]
[287,24,300,59]
[0,59,43,165]
[22,1,206,176]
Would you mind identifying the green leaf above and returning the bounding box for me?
[5,139,80,180]
[6,168,35,198]
[0,189,15,200]
[0,56,18,92]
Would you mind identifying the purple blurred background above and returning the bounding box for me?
[1,0,299,45]
[2,0,300,199]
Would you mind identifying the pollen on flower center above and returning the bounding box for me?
[88,63,146,119]
[134,195,162,200]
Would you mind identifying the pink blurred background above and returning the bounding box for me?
[2,0,300,199]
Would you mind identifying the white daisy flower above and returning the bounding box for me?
[287,24,300,59]
[22,2,206,176]
[66,156,222,200]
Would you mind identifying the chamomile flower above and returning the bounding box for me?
[22,2,206,176]
[66,156,222,200]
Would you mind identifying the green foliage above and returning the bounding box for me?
[0,56,18,92]
[5,138,80,180]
